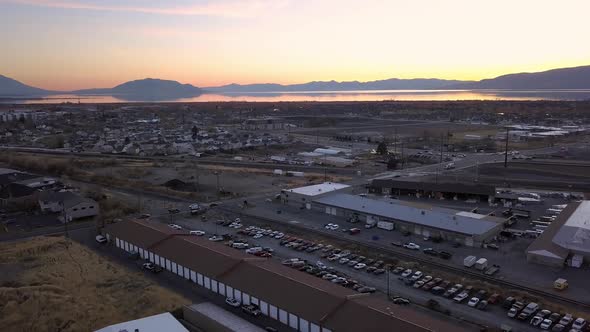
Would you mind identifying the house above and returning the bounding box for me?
[38,191,99,222]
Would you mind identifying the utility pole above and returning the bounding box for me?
[504,127,510,168]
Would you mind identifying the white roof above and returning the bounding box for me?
[553,201,590,254]
[286,182,350,197]
[564,201,590,230]
[95,313,188,332]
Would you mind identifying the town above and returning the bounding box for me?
[0,100,589,332]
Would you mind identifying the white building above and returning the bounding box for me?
[527,201,590,267]
[38,191,99,222]
[281,182,351,209]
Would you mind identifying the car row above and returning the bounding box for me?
[237,225,284,239]
[503,297,587,332]
[279,236,387,276]
[281,258,376,294]
[393,266,498,311]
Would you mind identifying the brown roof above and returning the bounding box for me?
[323,295,469,332]
[153,236,249,279]
[105,219,178,248]
[218,259,355,324]
[105,220,465,331]
[526,202,579,259]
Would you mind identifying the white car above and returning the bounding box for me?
[189,230,205,236]
[404,243,420,250]
[95,235,107,243]
[453,292,469,303]
[410,271,423,281]
[539,319,553,330]
[225,297,241,308]
[401,269,413,278]
[354,263,366,270]
[253,233,263,239]
[208,236,224,242]
[467,297,480,307]
[168,224,182,230]
[274,233,284,239]
[572,318,587,330]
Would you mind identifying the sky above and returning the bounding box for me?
[0,0,589,91]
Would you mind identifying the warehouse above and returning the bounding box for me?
[527,201,590,267]
[281,182,351,209]
[312,194,504,247]
[104,220,464,332]
[369,179,496,203]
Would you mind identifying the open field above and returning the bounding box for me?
[0,236,189,332]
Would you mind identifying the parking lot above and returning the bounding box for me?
[151,211,556,331]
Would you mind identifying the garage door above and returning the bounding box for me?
[465,237,474,247]
[414,227,421,235]
[422,229,430,238]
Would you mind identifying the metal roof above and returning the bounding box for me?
[552,201,590,254]
[371,179,496,196]
[313,194,503,236]
[285,182,350,197]
[94,312,188,332]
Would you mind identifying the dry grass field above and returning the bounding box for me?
[0,236,189,332]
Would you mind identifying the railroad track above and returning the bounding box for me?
[222,206,590,310]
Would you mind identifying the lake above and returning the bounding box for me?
[3,89,590,104]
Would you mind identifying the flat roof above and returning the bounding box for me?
[564,201,590,230]
[313,194,503,236]
[187,303,265,332]
[95,312,188,332]
[285,182,350,197]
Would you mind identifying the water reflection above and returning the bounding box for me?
[3,89,590,104]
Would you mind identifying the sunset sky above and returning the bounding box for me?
[0,0,589,91]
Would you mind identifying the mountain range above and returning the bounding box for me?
[1,65,590,98]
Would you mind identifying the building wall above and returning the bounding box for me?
[526,252,566,268]
[312,202,496,247]
[40,200,62,213]
[106,234,333,332]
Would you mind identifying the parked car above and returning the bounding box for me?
[401,269,413,278]
[410,271,423,281]
[225,297,241,308]
[453,292,469,303]
[393,266,405,274]
[168,208,180,214]
[242,304,261,316]
[502,297,516,309]
[142,262,162,273]
[423,248,439,256]
[476,300,488,310]
[404,243,420,250]
[572,318,587,331]
[95,235,108,244]
[487,293,501,304]
[392,297,410,305]
[439,251,453,259]
[467,297,480,307]
[189,230,206,236]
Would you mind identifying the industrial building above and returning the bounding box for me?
[369,179,496,203]
[312,194,504,247]
[38,191,99,222]
[104,220,464,332]
[281,182,351,209]
[526,201,590,268]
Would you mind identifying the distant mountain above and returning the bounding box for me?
[452,65,590,90]
[205,78,472,93]
[74,78,202,99]
[0,75,54,97]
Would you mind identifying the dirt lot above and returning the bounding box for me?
[0,236,189,332]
